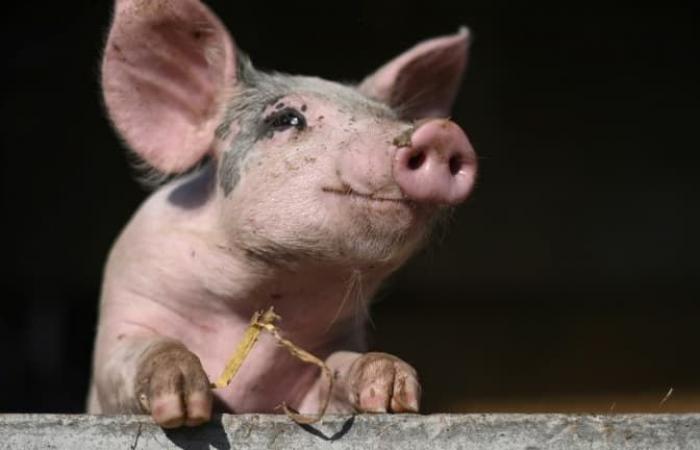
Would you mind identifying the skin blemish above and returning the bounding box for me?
[275,102,285,109]
[392,127,414,148]
[301,104,307,112]
[318,115,324,120]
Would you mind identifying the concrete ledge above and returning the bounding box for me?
[1,413,699,449]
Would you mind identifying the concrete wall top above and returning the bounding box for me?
[1,413,699,449]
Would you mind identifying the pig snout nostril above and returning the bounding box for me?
[393,118,476,205]
[407,152,426,170]
[448,154,463,176]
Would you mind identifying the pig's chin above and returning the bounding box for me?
[321,190,432,266]
[332,224,426,268]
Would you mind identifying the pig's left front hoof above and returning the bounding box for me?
[347,352,421,413]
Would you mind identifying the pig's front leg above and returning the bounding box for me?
[94,335,212,428]
[301,351,421,414]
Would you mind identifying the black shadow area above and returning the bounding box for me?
[164,415,231,450]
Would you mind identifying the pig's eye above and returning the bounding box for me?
[265,107,307,132]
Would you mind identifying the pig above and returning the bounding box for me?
[88,0,477,428]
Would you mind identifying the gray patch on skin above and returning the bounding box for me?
[218,151,242,196]
[167,160,216,209]
[216,54,398,196]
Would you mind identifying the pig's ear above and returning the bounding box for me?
[358,28,470,120]
[102,0,236,173]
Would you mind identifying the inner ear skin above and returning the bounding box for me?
[391,45,463,119]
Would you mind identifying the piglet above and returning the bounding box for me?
[88,0,477,428]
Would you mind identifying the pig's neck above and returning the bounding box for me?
[199,236,387,349]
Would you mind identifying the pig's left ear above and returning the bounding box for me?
[358,28,470,120]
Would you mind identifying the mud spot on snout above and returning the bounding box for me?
[392,128,414,148]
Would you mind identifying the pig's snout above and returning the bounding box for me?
[393,119,476,205]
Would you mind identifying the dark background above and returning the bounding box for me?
[1,0,698,413]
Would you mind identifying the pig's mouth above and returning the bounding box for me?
[321,186,412,205]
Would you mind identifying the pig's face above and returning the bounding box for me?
[101,0,476,269]
[215,75,432,266]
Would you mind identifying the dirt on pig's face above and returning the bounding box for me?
[214,71,435,268]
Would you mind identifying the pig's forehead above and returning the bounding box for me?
[239,69,395,118]
[280,75,395,118]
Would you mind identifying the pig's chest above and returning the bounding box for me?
[184,322,320,413]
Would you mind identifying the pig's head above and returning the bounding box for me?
[102,0,477,270]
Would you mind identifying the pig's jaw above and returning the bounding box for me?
[218,187,429,273]
[228,224,421,279]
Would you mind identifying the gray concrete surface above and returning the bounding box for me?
[1,413,699,449]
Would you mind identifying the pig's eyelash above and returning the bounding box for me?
[263,107,307,133]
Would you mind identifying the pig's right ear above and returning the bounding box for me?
[358,28,470,120]
[102,0,236,173]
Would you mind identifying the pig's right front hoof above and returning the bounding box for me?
[347,352,421,413]
[135,341,213,428]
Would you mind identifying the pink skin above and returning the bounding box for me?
[90,0,476,427]
[394,119,477,205]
